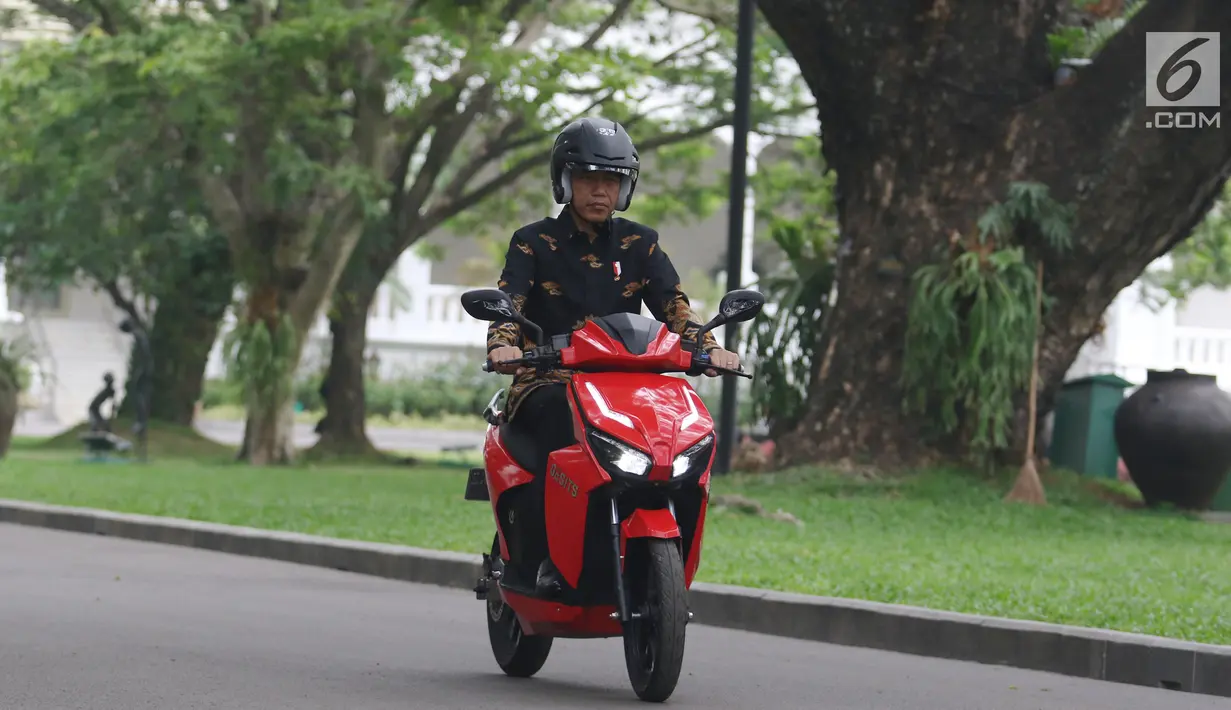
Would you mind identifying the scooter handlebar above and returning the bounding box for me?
[482,355,540,373]
[483,350,751,378]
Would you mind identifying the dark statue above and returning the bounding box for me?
[120,317,152,461]
[80,371,132,459]
[87,372,117,432]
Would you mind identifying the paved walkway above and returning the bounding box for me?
[13,415,485,453]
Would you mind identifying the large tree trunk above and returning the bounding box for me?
[758,0,1231,468]
[312,273,381,457]
[119,243,234,426]
[245,394,296,465]
[239,283,307,466]
[312,218,415,456]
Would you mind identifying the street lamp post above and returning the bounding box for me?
[714,0,756,475]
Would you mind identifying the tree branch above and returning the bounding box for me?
[385,83,458,189]
[383,5,525,191]
[419,115,742,236]
[579,0,635,50]
[395,83,499,236]
[649,26,718,68]
[654,0,735,27]
[26,0,95,31]
[289,198,365,336]
[101,279,146,330]
[492,28,723,157]
[391,7,554,232]
[428,94,813,237]
[196,171,247,257]
[85,0,118,34]
[288,32,394,333]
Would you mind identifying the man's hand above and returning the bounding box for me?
[704,348,741,377]
[489,346,526,375]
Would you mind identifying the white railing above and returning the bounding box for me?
[360,283,717,350]
[1171,326,1231,387]
[365,284,487,348]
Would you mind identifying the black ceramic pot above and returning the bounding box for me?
[1113,369,1231,510]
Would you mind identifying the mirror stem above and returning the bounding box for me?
[694,317,725,350]
[519,319,545,347]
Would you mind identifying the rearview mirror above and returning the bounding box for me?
[461,288,517,322]
[460,288,545,345]
[717,289,765,324]
[694,288,765,349]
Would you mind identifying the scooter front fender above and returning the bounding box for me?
[621,507,681,541]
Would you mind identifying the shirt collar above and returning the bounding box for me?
[557,206,612,241]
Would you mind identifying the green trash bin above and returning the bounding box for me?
[1212,474,1231,512]
[1047,373,1135,479]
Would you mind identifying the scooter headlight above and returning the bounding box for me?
[587,430,652,477]
[673,434,715,478]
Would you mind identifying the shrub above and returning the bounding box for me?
[201,360,500,420]
[203,358,760,425]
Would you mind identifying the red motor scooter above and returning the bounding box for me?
[459,287,764,703]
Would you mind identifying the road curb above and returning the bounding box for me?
[2,498,1227,698]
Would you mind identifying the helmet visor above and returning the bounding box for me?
[566,162,638,180]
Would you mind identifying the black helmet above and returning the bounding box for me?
[550,117,640,211]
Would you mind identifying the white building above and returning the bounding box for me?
[0,0,70,50]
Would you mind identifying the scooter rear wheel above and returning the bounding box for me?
[486,534,552,678]
[622,537,688,703]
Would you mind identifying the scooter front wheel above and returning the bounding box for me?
[622,537,688,703]
[486,534,552,677]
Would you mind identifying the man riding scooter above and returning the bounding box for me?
[485,116,741,594]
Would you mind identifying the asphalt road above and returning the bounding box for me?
[1,525,1221,710]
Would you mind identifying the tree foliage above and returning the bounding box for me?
[0,30,224,321]
[1140,184,1231,308]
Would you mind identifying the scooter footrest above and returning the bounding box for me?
[464,468,490,501]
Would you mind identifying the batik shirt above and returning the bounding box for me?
[487,207,719,418]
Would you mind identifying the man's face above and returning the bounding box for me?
[570,170,623,223]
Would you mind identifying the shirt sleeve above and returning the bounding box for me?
[640,230,720,352]
[486,232,535,352]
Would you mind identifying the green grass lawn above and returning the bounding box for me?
[1,443,1228,646]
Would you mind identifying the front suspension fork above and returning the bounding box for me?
[609,497,633,623]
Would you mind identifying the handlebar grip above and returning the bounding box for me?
[688,352,750,378]
[485,356,531,373]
